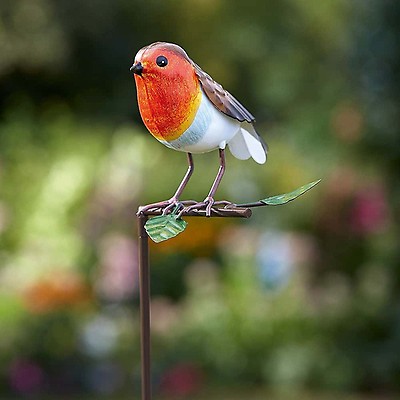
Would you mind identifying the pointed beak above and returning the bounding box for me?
[130,61,143,76]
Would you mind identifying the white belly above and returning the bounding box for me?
[158,88,241,154]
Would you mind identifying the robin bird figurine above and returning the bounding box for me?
[131,42,267,216]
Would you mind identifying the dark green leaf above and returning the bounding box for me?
[145,214,188,243]
[260,179,321,206]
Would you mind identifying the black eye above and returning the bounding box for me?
[156,55,168,67]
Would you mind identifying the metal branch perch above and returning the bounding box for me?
[136,179,320,399]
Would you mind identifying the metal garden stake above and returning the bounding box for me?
[131,42,320,399]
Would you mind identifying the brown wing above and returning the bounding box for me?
[193,63,255,123]
[193,62,268,153]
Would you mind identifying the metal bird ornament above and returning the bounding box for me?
[131,42,320,241]
[131,42,267,214]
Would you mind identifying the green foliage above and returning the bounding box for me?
[259,180,321,206]
[145,211,188,243]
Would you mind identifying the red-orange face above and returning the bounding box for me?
[131,43,202,142]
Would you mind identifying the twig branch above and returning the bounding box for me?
[141,206,252,218]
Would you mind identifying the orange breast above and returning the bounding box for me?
[134,61,202,142]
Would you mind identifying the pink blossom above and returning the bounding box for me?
[160,363,204,397]
[350,186,389,234]
[9,360,44,394]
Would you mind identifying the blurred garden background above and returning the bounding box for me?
[1,0,399,399]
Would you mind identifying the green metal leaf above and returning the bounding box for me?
[145,214,187,243]
[260,179,321,206]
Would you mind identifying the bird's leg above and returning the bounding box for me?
[137,153,195,215]
[183,148,233,217]
[161,153,196,215]
[203,148,226,216]
[171,153,194,200]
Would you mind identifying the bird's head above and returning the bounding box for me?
[130,42,197,88]
[130,42,202,140]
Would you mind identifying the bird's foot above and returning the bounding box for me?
[181,198,235,217]
[137,200,173,216]
[137,198,198,216]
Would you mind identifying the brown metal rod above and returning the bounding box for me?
[136,202,251,400]
[137,214,151,400]
[142,206,252,218]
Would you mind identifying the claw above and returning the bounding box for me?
[137,197,179,216]
[137,199,199,216]
[204,197,214,217]
[183,197,214,217]
[179,197,233,217]
[162,201,183,215]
